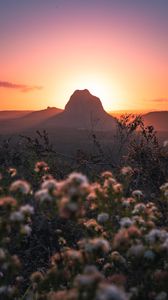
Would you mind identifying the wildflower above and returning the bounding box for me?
[20,204,34,215]
[101,171,113,179]
[110,252,127,267]
[122,197,136,208]
[41,174,54,182]
[132,190,143,199]
[84,219,103,234]
[20,225,32,236]
[11,255,21,268]
[59,197,79,218]
[65,172,89,196]
[127,244,145,258]
[80,238,110,255]
[35,189,52,203]
[160,182,168,192]
[132,216,145,227]
[0,196,17,207]
[67,172,88,186]
[104,178,117,189]
[8,168,17,177]
[34,161,49,173]
[96,283,128,300]
[0,248,6,261]
[155,292,167,300]
[64,249,83,265]
[30,271,44,283]
[161,238,168,251]
[146,229,168,245]
[10,180,31,194]
[113,229,129,249]
[120,217,133,228]
[132,203,146,215]
[75,266,103,288]
[163,140,168,147]
[121,166,133,176]
[113,183,123,194]
[97,213,109,224]
[164,190,168,198]
[127,225,141,239]
[10,211,24,222]
[41,179,58,191]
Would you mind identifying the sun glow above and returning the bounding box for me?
[64,74,120,111]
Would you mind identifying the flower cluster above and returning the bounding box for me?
[1,162,168,299]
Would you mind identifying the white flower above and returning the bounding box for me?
[10,211,24,222]
[146,229,168,245]
[41,179,58,191]
[132,190,143,199]
[67,172,88,185]
[97,213,109,224]
[35,189,52,202]
[160,183,168,192]
[132,203,146,215]
[20,205,34,215]
[96,284,128,300]
[21,225,32,236]
[120,217,133,228]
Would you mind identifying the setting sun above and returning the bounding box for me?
[63,74,117,111]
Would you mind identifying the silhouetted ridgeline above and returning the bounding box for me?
[0,90,167,136]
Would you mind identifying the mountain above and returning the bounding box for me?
[143,111,168,132]
[43,89,117,131]
[0,107,62,134]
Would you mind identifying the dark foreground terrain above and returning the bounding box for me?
[0,115,168,300]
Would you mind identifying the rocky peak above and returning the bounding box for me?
[64,89,104,114]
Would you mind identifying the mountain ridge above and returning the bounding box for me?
[42,89,117,131]
[0,91,167,134]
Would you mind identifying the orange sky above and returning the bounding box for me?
[1,1,168,111]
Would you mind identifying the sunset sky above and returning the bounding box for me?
[1,0,168,111]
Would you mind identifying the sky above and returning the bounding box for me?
[0,0,168,111]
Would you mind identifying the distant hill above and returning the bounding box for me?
[0,110,33,120]
[1,93,167,135]
[43,89,117,131]
[110,110,151,118]
[0,107,62,134]
[143,111,168,132]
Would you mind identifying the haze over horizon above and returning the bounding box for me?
[1,0,168,111]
